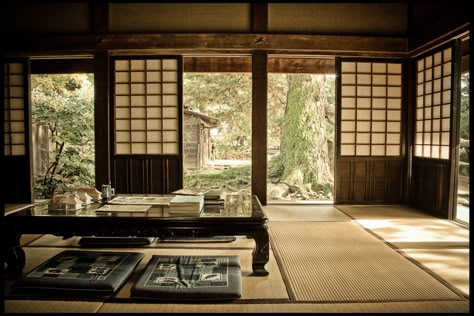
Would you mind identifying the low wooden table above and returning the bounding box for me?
[3,195,270,276]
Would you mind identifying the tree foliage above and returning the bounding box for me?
[31,74,95,198]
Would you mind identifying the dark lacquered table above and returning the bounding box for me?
[3,195,269,276]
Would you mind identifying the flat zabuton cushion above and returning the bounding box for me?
[14,250,144,295]
[131,255,241,300]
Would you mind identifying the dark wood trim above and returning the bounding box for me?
[3,33,408,58]
[252,51,267,205]
[94,51,111,189]
[91,0,109,35]
[184,56,335,74]
[251,3,268,33]
[30,59,94,74]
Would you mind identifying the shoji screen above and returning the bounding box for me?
[4,62,27,156]
[340,61,403,157]
[414,47,452,159]
[111,56,183,194]
[113,57,180,155]
[3,60,33,202]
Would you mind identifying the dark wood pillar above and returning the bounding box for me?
[252,51,268,205]
[94,51,110,188]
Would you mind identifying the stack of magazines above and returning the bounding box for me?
[169,195,205,216]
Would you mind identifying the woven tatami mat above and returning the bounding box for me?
[5,300,470,313]
[354,219,469,248]
[269,221,464,302]
[96,301,469,313]
[264,204,351,221]
[27,234,255,249]
[336,204,437,220]
[401,248,470,296]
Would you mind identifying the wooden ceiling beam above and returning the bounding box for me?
[3,33,408,58]
[184,57,336,74]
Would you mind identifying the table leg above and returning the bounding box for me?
[4,233,25,272]
[251,224,269,276]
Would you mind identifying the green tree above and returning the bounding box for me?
[31,74,95,198]
[184,73,252,159]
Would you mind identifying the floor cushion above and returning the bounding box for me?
[13,250,144,295]
[131,255,241,300]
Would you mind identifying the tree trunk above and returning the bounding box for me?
[279,74,333,192]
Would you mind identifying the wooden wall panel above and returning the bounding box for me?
[336,159,403,203]
[112,157,182,195]
[412,158,450,217]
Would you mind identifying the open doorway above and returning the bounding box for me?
[266,57,336,203]
[182,56,252,195]
[31,73,95,199]
[455,71,469,224]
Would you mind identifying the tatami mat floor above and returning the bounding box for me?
[3,204,470,313]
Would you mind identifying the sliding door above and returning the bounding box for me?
[110,56,183,194]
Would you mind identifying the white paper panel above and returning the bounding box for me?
[341,74,355,85]
[130,95,145,107]
[341,145,355,156]
[357,109,370,120]
[163,143,178,154]
[131,83,146,94]
[341,85,356,96]
[372,98,386,108]
[356,121,370,132]
[357,132,370,143]
[131,71,145,82]
[116,143,130,154]
[340,132,355,143]
[115,72,129,83]
[147,71,161,82]
[10,122,24,132]
[131,131,146,142]
[146,95,161,106]
[372,74,386,85]
[163,83,177,94]
[341,97,355,108]
[116,131,130,142]
[115,60,129,71]
[116,96,130,107]
[116,108,130,119]
[147,107,162,118]
[386,145,399,156]
[386,133,400,144]
[372,121,385,132]
[163,95,178,106]
[131,107,146,119]
[357,74,371,85]
[147,119,161,129]
[356,145,370,156]
[162,119,177,130]
[11,145,25,155]
[341,109,355,120]
[116,84,130,94]
[372,63,386,73]
[131,60,145,70]
[357,98,371,108]
[163,71,178,82]
[147,143,162,154]
[371,133,385,144]
[341,62,356,72]
[371,145,385,156]
[131,119,146,130]
[341,121,355,131]
[132,143,146,154]
[10,98,24,108]
[147,60,161,70]
[147,131,161,142]
[163,131,178,142]
[115,120,130,131]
